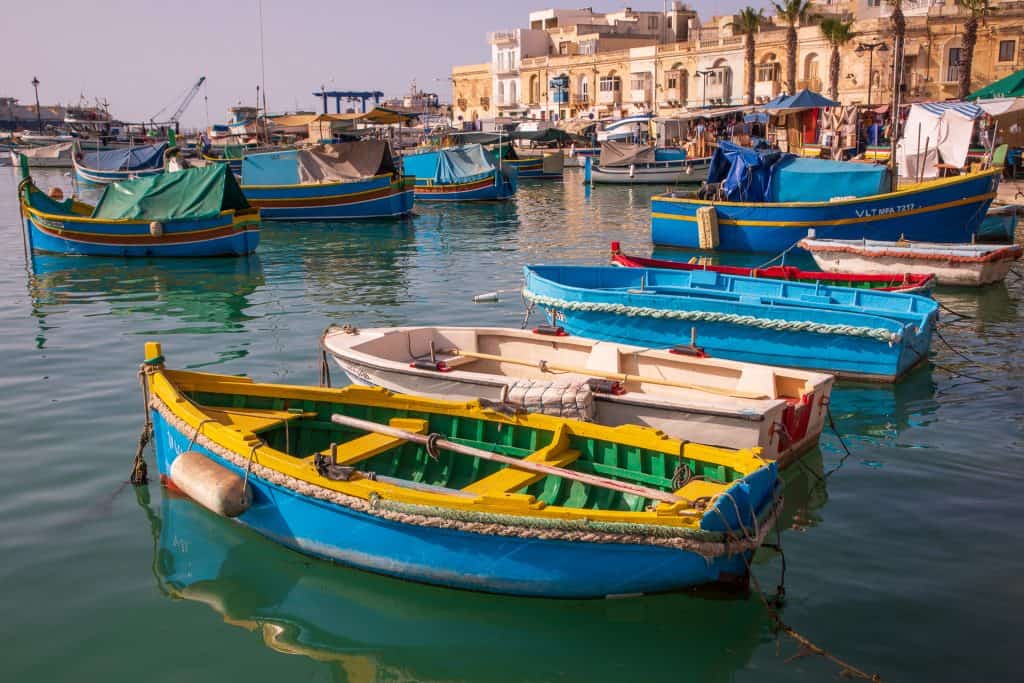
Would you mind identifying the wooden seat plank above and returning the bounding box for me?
[313,417,429,466]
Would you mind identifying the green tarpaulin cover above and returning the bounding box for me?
[967,69,1024,100]
[91,164,250,220]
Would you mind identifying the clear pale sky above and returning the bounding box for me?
[1,0,768,129]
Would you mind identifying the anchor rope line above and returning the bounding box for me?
[933,326,978,365]
[148,396,781,555]
[521,290,901,343]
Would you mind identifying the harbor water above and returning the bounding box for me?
[1,167,1021,682]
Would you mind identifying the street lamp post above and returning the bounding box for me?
[855,42,889,106]
[31,76,42,132]
[695,70,712,109]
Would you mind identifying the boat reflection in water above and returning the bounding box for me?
[26,254,264,347]
[145,489,769,683]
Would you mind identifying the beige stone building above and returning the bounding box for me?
[451,2,1024,124]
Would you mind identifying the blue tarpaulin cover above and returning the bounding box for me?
[402,144,496,183]
[769,157,889,202]
[79,143,168,171]
[707,141,889,202]
[243,149,301,185]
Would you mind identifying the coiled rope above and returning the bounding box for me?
[521,290,901,343]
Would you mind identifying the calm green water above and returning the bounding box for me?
[1,167,1021,682]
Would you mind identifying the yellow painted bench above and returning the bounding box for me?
[315,417,429,466]
[461,446,581,496]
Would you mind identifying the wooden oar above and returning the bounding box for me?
[330,413,688,506]
[449,349,768,400]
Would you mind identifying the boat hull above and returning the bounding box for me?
[9,150,73,168]
[24,210,259,257]
[523,266,937,381]
[802,241,1023,287]
[591,159,710,185]
[651,170,1000,253]
[243,175,415,220]
[502,153,563,180]
[150,402,769,598]
[413,171,516,201]
[74,162,164,185]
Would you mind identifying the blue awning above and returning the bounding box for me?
[764,89,840,111]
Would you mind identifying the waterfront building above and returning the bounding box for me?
[451,1,1024,124]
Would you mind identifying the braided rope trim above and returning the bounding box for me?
[150,397,780,557]
[522,289,900,343]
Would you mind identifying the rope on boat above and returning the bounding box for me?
[148,396,780,555]
[754,243,798,270]
[932,326,977,365]
[823,405,854,480]
[521,290,901,343]
[131,364,155,485]
[935,300,976,320]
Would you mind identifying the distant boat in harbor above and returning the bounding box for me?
[402,144,516,201]
[587,142,710,185]
[73,142,168,184]
[9,142,75,168]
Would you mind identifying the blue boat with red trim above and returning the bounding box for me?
[402,144,517,201]
[20,164,259,257]
[523,264,937,381]
[651,141,1000,253]
[241,142,414,220]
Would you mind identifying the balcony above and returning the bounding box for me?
[488,31,517,45]
[630,88,652,105]
[596,91,621,105]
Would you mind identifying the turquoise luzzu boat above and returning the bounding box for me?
[402,144,517,201]
[651,141,1000,253]
[240,141,415,220]
[141,342,780,598]
[73,141,167,184]
[523,265,937,381]
[20,164,259,257]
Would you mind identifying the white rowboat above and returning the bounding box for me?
[321,325,834,467]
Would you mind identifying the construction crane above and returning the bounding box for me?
[150,76,206,129]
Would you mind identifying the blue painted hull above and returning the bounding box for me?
[651,170,1000,253]
[150,407,774,598]
[243,175,415,220]
[413,171,516,202]
[24,212,259,257]
[523,265,937,380]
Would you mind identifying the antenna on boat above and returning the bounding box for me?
[257,0,269,144]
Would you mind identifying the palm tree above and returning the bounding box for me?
[819,18,854,100]
[772,0,814,94]
[728,8,766,105]
[958,0,995,99]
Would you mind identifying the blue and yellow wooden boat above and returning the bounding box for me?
[241,142,414,220]
[73,142,167,184]
[402,144,517,201]
[523,265,937,381]
[651,141,1000,253]
[142,342,779,598]
[492,144,564,180]
[20,165,259,257]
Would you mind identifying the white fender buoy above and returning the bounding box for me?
[150,221,164,237]
[48,187,64,200]
[169,450,252,517]
[628,164,635,178]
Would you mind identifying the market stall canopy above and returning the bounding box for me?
[967,69,1024,100]
[663,105,756,123]
[763,89,840,114]
[242,142,397,185]
[559,119,598,136]
[311,107,418,125]
[973,97,1024,117]
[598,141,656,167]
[91,164,249,220]
[897,102,982,178]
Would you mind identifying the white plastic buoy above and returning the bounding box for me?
[472,291,502,303]
[169,450,252,517]
[150,221,164,237]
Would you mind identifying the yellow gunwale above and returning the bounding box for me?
[651,167,1001,208]
[148,358,768,527]
[651,192,997,228]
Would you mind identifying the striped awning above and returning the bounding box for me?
[916,101,983,120]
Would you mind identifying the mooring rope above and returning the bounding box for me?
[522,290,900,342]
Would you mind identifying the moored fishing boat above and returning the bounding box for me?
[522,265,937,381]
[9,141,75,168]
[141,342,779,597]
[611,241,936,295]
[73,141,168,184]
[240,141,414,220]
[651,141,1000,252]
[321,324,833,466]
[20,164,259,256]
[799,238,1024,287]
[495,146,564,179]
[588,142,710,185]
[402,144,516,201]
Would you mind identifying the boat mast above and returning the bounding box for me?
[258,0,269,144]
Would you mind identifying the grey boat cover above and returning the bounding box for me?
[599,141,656,167]
[243,141,396,185]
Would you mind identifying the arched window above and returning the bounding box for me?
[943,37,964,83]
[497,81,505,106]
[529,75,539,104]
[578,73,589,102]
[803,52,820,85]
[509,80,518,105]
